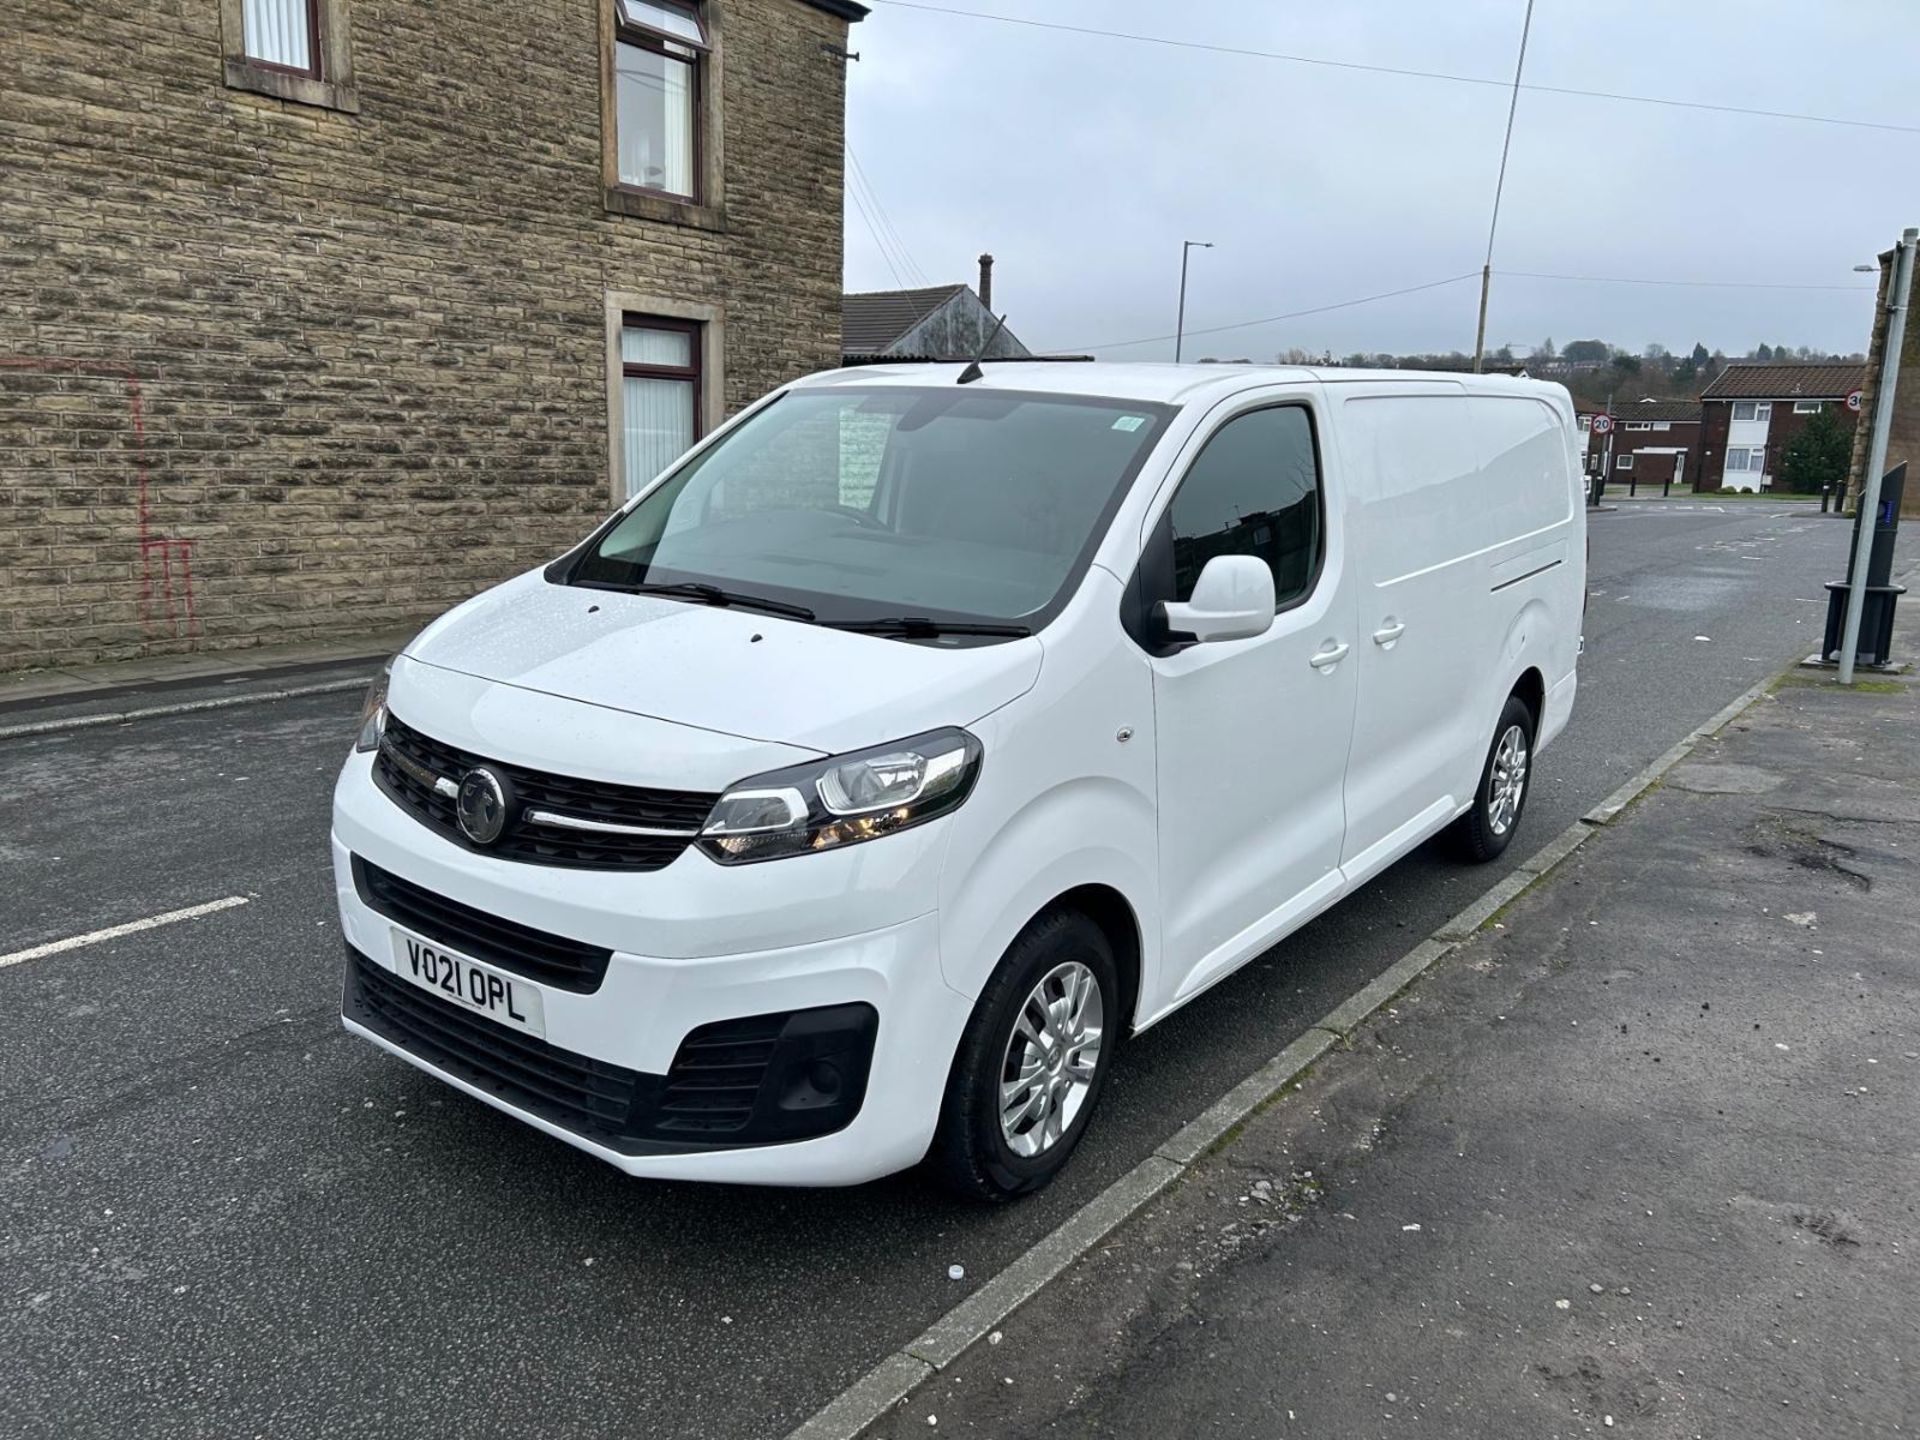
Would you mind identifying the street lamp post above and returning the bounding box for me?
[1175,240,1213,363]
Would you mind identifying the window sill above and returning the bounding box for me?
[223,59,360,114]
[605,186,727,233]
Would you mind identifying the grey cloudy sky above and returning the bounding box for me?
[841,0,1916,362]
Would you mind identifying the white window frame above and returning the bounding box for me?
[1732,401,1774,423]
[1793,400,1822,414]
[1624,421,1652,431]
[1653,420,1672,431]
[1616,453,1635,470]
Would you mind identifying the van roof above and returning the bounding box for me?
[796,361,1567,408]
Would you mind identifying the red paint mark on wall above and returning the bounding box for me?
[0,357,199,641]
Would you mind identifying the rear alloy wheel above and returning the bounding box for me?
[1451,694,1536,863]
[929,910,1118,1202]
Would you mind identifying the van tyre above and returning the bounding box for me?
[1452,694,1536,863]
[929,910,1118,1203]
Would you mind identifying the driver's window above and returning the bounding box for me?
[1166,405,1321,606]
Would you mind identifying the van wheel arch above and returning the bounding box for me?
[1509,666,1545,730]
[1041,885,1142,1033]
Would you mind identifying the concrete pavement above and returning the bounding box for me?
[876,639,1920,1438]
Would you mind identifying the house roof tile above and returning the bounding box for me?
[841,285,967,355]
[1699,361,1864,401]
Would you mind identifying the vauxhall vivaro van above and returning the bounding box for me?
[334,363,1584,1199]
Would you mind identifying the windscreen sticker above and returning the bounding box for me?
[1111,415,1149,433]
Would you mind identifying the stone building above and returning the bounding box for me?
[0,0,865,672]
[1849,239,1920,517]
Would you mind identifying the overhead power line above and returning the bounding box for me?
[847,147,932,288]
[1500,269,1877,292]
[1054,267,1873,355]
[866,0,1920,137]
[1056,273,1481,353]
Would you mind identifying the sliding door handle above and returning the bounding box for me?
[1372,621,1407,646]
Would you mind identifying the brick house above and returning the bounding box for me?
[1575,399,1704,490]
[1697,361,1864,493]
[0,0,865,673]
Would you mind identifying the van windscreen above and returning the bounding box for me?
[566,387,1174,633]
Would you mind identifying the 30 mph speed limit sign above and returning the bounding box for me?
[1847,389,1865,413]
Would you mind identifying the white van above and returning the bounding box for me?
[334,363,1583,1200]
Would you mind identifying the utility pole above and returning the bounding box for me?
[1837,226,1917,684]
[1175,240,1213,363]
[1474,0,1535,373]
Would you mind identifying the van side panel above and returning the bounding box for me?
[1335,386,1581,879]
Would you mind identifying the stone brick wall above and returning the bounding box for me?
[1848,246,1920,517]
[0,0,855,671]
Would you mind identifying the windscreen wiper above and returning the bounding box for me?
[628,581,817,621]
[826,615,1033,638]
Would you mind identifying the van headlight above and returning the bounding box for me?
[699,728,982,864]
[352,661,393,753]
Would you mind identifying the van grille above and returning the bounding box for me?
[373,711,718,871]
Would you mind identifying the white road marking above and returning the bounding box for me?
[0,896,251,971]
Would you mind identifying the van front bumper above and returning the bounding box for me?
[338,882,966,1185]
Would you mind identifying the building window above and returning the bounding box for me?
[1793,400,1823,414]
[1625,421,1652,431]
[243,0,319,75]
[615,0,706,202]
[1653,420,1671,431]
[1616,453,1635,470]
[1724,447,1767,473]
[1732,401,1773,423]
[1578,415,1592,431]
[221,0,356,110]
[620,316,702,498]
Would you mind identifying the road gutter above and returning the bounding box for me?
[0,676,372,742]
[786,665,1791,1440]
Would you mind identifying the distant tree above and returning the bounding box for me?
[1755,342,1775,361]
[1644,342,1671,362]
[1675,358,1698,386]
[1778,408,1851,495]
[1690,342,1710,367]
[1562,338,1610,363]
[1612,353,1642,375]
[1492,344,1516,366]
[1536,337,1557,360]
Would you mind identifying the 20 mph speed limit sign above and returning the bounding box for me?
[1591,415,1614,434]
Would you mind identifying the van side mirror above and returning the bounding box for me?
[1157,555,1276,643]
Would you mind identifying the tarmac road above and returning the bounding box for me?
[0,502,1847,1439]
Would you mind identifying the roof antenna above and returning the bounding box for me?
[956,312,1009,385]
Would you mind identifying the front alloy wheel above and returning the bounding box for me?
[998,961,1105,1158]
[931,909,1119,1201]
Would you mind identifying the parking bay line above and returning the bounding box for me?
[0,896,252,971]
[787,668,1790,1440]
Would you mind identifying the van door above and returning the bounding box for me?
[1338,391,1574,878]
[1336,389,1489,876]
[1136,396,1358,1016]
